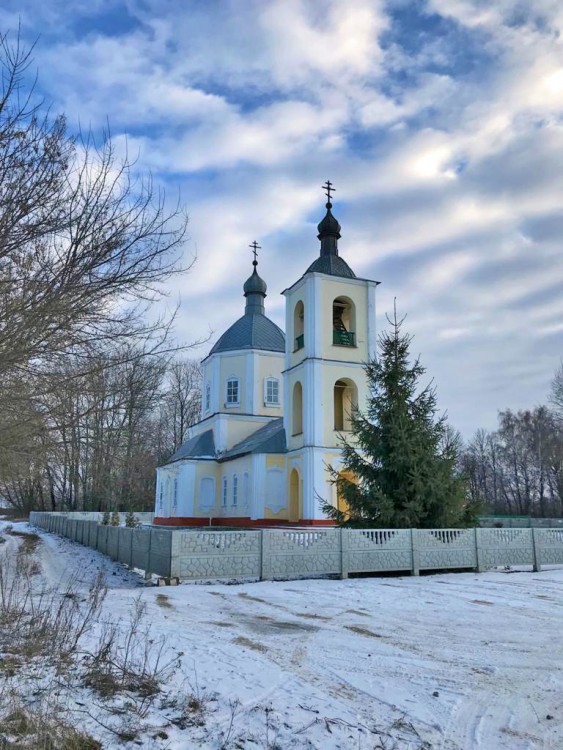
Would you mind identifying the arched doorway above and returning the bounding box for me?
[289,468,300,523]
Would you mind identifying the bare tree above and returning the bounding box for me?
[0,31,193,486]
[463,408,563,518]
[550,361,563,417]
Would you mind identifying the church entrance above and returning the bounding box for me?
[289,469,300,523]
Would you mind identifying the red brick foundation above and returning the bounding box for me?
[153,516,337,528]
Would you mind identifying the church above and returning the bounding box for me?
[154,186,379,526]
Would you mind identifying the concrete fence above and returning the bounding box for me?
[29,512,563,582]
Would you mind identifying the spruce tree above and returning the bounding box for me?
[110,510,121,527]
[125,510,140,528]
[325,308,472,528]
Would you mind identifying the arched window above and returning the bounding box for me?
[158,479,164,513]
[294,300,304,351]
[226,377,240,406]
[199,477,215,513]
[222,477,228,507]
[334,378,358,431]
[333,296,356,347]
[232,475,238,507]
[264,377,280,406]
[243,472,250,508]
[172,476,178,510]
[205,383,211,412]
[292,381,303,436]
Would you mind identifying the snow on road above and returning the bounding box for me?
[3,521,563,749]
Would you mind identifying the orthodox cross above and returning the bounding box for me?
[249,240,261,264]
[322,180,335,203]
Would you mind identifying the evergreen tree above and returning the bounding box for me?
[101,510,110,526]
[125,510,140,528]
[324,308,474,528]
[110,510,121,527]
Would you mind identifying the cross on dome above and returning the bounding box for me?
[249,240,261,266]
[322,179,335,207]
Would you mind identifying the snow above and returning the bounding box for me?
[1,519,562,749]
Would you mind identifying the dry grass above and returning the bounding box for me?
[82,597,179,704]
[4,529,41,555]
[344,624,383,639]
[156,593,173,608]
[233,635,267,653]
[0,701,102,749]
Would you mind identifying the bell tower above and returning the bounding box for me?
[282,183,379,522]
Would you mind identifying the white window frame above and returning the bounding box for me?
[225,377,240,407]
[232,475,238,507]
[264,377,280,406]
[222,477,228,507]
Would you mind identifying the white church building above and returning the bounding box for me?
[154,189,379,526]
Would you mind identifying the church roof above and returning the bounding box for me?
[219,418,286,461]
[209,313,285,355]
[301,187,357,280]
[305,254,356,278]
[163,419,286,466]
[208,254,285,356]
[166,429,215,463]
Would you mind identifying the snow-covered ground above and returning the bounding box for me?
[1,520,562,749]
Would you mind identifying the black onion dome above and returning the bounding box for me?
[307,198,355,278]
[243,266,267,296]
[317,203,341,240]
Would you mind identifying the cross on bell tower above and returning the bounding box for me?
[322,179,335,206]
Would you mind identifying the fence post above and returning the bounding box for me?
[532,527,541,573]
[411,528,420,576]
[474,527,485,573]
[260,530,270,581]
[340,528,348,579]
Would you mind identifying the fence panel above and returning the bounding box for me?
[345,529,412,574]
[96,525,108,556]
[170,530,261,580]
[417,529,477,570]
[131,527,152,571]
[148,529,172,577]
[536,529,563,565]
[478,528,534,567]
[263,529,340,579]
[117,528,133,566]
[106,527,119,561]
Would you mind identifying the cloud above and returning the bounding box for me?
[2,0,563,437]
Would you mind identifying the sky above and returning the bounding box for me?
[3,0,563,438]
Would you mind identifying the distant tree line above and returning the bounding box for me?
[461,365,563,518]
[0,355,202,513]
